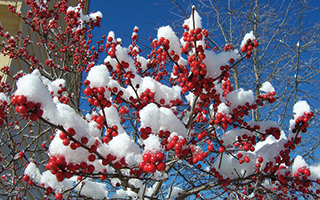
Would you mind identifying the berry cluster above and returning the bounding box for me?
[174,26,218,96]
[256,91,276,105]
[209,112,232,131]
[49,83,69,104]
[139,126,153,140]
[103,125,119,143]
[91,114,106,130]
[0,99,8,125]
[84,81,112,109]
[12,95,43,121]
[22,174,33,187]
[139,152,166,173]
[106,37,117,59]
[181,27,209,53]
[292,111,314,133]
[45,156,73,182]
[265,127,281,140]
[156,37,173,61]
[59,128,77,148]
[224,44,233,52]
[165,136,190,159]
[240,38,259,58]
[231,104,258,126]
[233,134,257,152]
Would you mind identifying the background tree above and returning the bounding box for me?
[0,0,319,200]
[168,0,320,162]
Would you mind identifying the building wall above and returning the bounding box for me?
[0,0,23,80]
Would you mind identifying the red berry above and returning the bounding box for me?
[155,152,165,161]
[147,163,156,173]
[62,138,70,146]
[156,162,166,171]
[59,132,67,139]
[139,162,146,169]
[84,87,93,96]
[150,156,158,163]
[17,95,27,104]
[67,128,76,136]
[175,143,182,150]
[46,186,53,194]
[218,146,225,153]
[90,145,97,152]
[160,99,165,104]
[243,156,250,163]
[55,193,63,200]
[88,154,96,162]
[143,153,151,163]
[18,105,27,114]
[304,168,311,176]
[36,109,43,117]
[55,172,65,182]
[29,113,38,121]
[197,153,205,161]
[96,116,105,124]
[84,80,90,86]
[22,174,30,182]
[80,137,88,144]
[26,102,35,109]
[56,156,66,166]
[97,86,105,94]
[207,145,214,152]
[145,126,152,134]
[87,164,95,173]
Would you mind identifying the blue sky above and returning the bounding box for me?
[89,0,320,55]
[89,0,183,49]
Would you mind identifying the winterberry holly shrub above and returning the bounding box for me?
[0,1,319,200]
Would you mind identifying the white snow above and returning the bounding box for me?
[292,155,308,173]
[167,186,183,199]
[203,50,240,79]
[217,103,229,114]
[183,7,202,29]
[136,55,149,71]
[157,25,181,57]
[293,100,310,119]
[227,88,254,109]
[0,92,8,102]
[74,179,109,199]
[139,103,187,138]
[214,153,256,179]
[143,134,162,152]
[25,163,108,199]
[107,133,140,161]
[49,132,90,164]
[260,81,275,93]
[24,162,42,183]
[86,64,110,88]
[241,31,256,48]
